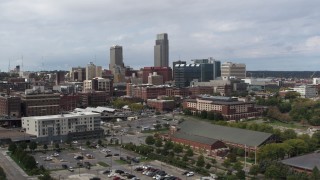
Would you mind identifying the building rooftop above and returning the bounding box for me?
[22,111,100,120]
[173,132,219,146]
[281,152,320,171]
[178,120,273,147]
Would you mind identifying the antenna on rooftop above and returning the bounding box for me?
[8,58,11,73]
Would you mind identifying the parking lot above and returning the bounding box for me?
[36,144,201,180]
[33,114,199,180]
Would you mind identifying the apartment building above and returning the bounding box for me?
[22,111,103,142]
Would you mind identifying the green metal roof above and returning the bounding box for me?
[172,132,219,146]
[178,120,273,147]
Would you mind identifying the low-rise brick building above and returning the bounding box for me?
[147,99,175,112]
[183,95,262,120]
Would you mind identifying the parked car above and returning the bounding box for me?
[186,172,194,177]
[103,170,111,174]
[68,167,74,172]
[105,154,112,157]
[61,164,68,169]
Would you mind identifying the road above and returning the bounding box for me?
[0,150,36,180]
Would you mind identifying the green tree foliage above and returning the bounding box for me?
[185,148,194,157]
[249,165,259,176]
[0,166,6,180]
[173,144,183,153]
[19,142,28,150]
[227,153,237,162]
[164,141,174,150]
[129,103,144,112]
[29,142,37,152]
[43,144,48,151]
[278,102,292,113]
[200,110,207,119]
[281,129,297,141]
[145,136,155,145]
[196,155,205,167]
[183,108,192,115]
[205,163,212,169]
[265,164,281,179]
[54,143,59,150]
[97,139,102,146]
[8,143,17,152]
[86,140,90,147]
[155,139,162,147]
[310,166,320,180]
[285,91,300,100]
[236,170,246,180]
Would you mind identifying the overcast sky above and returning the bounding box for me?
[0,0,319,71]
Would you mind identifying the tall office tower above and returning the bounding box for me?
[86,62,102,80]
[221,62,246,80]
[110,45,124,70]
[70,67,86,81]
[172,60,186,80]
[154,33,169,67]
[174,58,221,88]
[109,45,125,83]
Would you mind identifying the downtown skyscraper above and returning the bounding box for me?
[154,33,169,67]
[109,45,125,82]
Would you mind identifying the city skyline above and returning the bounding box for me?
[0,0,320,71]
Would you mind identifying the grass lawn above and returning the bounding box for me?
[7,152,32,175]
[115,159,129,165]
[97,161,109,167]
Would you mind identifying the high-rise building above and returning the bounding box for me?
[70,67,86,81]
[109,45,125,82]
[172,60,186,80]
[154,33,169,67]
[221,62,246,80]
[86,62,102,80]
[174,58,221,88]
[110,45,124,69]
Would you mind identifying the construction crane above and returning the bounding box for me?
[311,71,317,78]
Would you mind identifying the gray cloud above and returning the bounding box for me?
[0,0,320,71]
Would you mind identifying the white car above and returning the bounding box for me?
[107,173,116,178]
[187,172,194,177]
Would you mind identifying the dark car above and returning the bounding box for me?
[115,169,124,174]
[61,164,68,169]
[89,177,100,180]
[105,154,112,157]
[103,170,111,174]
[113,153,119,156]
[77,162,83,167]
[182,171,188,175]
[127,174,136,179]
[134,167,143,171]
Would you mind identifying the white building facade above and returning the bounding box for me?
[292,85,318,98]
[22,112,103,142]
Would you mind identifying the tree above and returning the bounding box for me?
[182,154,188,162]
[186,148,194,157]
[222,159,231,168]
[173,144,183,153]
[0,166,6,180]
[281,129,297,141]
[227,153,237,162]
[154,124,162,130]
[200,110,207,119]
[233,162,243,171]
[236,170,245,180]
[249,165,259,176]
[19,142,28,150]
[196,155,205,167]
[29,142,37,152]
[155,139,162,147]
[8,143,17,152]
[43,144,48,151]
[205,163,212,169]
[54,143,60,150]
[265,164,281,179]
[86,141,91,147]
[145,136,155,145]
[97,139,102,146]
[310,166,320,180]
[164,141,174,150]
